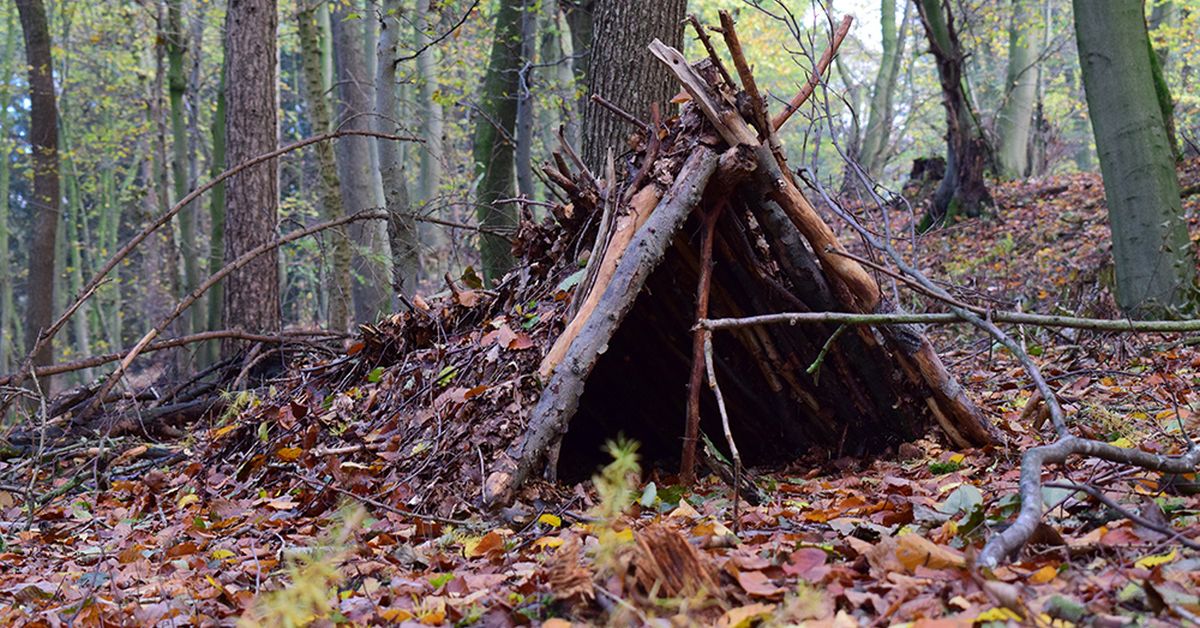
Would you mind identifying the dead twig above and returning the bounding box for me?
[770,15,853,131]
[682,200,726,485]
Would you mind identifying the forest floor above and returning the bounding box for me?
[2,162,1200,626]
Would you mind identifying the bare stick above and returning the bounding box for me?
[0,329,345,385]
[589,94,649,132]
[2,130,420,407]
[770,15,853,131]
[704,331,741,534]
[699,310,1200,333]
[682,201,726,485]
[980,438,1200,565]
[1044,481,1200,551]
[81,210,390,418]
[718,10,770,137]
[687,15,735,89]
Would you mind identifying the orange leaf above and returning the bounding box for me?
[895,533,965,572]
[275,447,303,462]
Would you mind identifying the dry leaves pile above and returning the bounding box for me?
[1,162,1199,625]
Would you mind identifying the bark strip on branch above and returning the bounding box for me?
[485,147,723,506]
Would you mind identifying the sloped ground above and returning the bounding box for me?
[1,162,1199,626]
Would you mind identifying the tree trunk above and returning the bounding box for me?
[414,0,445,261]
[205,67,226,364]
[331,6,391,320]
[472,0,524,284]
[995,0,1041,179]
[915,0,993,225]
[539,1,578,152]
[15,0,60,378]
[297,4,353,331]
[515,1,538,198]
[579,0,687,173]
[1073,0,1195,315]
[377,0,420,299]
[562,0,593,148]
[859,0,910,178]
[167,0,201,334]
[0,10,18,372]
[222,0,280,343]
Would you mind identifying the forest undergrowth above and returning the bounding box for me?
[1,161,1199,626]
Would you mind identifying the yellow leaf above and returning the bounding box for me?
[718,603,776,628]
[177,494,199,508]
[1134,548,1177,569]
[976,607,1022,622]
[948,453,966,464]
[895,533,965,571]
[1028,565,1057,584]
[613,528,634,543]
[379,608,414,622]
[210,549,236,561]
[1108,437,1134,449]
[538,513,563,528]
[211,424,238,439]
[534,536,564,549]
[276,447,304,461]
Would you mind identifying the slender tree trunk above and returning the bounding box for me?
[222,0,281,343]
[995,0,1041,179]
[515,1,538,198]
[15,0,60,378]
[60,150,92,381]
[0,10,18,372]
[332,5,391,320]
[562,0,593,148]
[580,0,687,173]
[1074,0,1195,314]
[915,0,993,224]
[472,0,524,284]
[414,0,445,260]
[859,0,910,178]
[167,0,201,334]
[205,67,226,364]
[377,0,420,298]
[539,1,577,152]
[297,3,353,331]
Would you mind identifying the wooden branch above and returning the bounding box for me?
[682,201,725,485]
[539,185,662,379]
[488,146,722,507]
[770,15,853,131]
[648,39,881,312]
[0,329,343,386]
[718,10,770,137]
[81,210,390,419]
[979,437,1200,566]
[699,310,1200,333]
[2,130,420,407]
[686,15,735,89]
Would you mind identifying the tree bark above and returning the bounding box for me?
[331,6,391,320]
[205,66,226,364]
[995,0,1041,179]
[472,0,524,284]
[222,0,281,343]
[0,10,18,372]
[414,0,445,260]
[1073,0,1195,314]
[515,0,538,198]
[580,0,687,174]
[15,0,60,377]
[297,3,353,331]
[562,0,593,147]
[915,0,993,224]
[859,0,909,178]
[377,0,421,299]
[167,0,201,334]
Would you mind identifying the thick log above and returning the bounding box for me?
[485,146,722,506]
